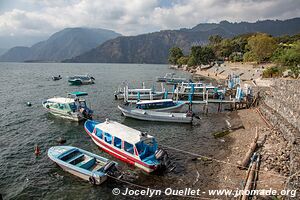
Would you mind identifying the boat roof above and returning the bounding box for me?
[137,99,173,105]
[47,97,75,104]
[95,119,153,144]
[128,89,152,92]
[68,91,88,97]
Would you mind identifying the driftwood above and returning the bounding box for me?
[241,159,257,200]
[238,127,259,169]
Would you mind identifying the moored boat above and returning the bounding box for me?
[42,91,93,121]
[68,75,95,85]
[118,105,193,123]
[84,119,172,173]
[52,75,62,81]
[136,99,185,112]
[156,73,187,84]
[48,146,118,185]
[114,88,164,100]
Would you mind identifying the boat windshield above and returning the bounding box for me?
[137,101,175,109]
[135,138,158,160]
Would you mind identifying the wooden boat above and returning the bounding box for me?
[135,99,185,112]
[84,119,172,173]
[118,105,193,123]
[48,146,118,185]
[68,75,95,85]
[114,88,164,100]
[42,92,93,121]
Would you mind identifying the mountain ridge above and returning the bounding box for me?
[0,27,121,62]
[65,18,300,64]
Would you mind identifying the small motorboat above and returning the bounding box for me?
[48,146,118,185]
[156,73,187,84]
[135,99,185,112]
[42,91,93,121]
[118,105,193,123]
[84,119,173,173]
[68,75,95,85]
[52,75,62,81]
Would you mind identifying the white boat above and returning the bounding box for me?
[48,146,118,185]
[68,75,95,85]
[156,73,187,84]
[135,99,186,112]
[118,105,193,123]
[114,88,164,100]
[174,82,221,98]
[42,92,93,121]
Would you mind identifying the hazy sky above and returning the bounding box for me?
[0,0,300,48]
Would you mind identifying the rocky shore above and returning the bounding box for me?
[173,63,299,199]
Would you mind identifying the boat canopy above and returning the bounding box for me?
[136,99,173,105]
[94,120,153,144]
[47,97,75,104]
[128,89,152,92]
[69,91,88,97]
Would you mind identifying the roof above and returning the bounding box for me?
[137,99,173,105]
[47,97,75,104]
[128,89,152,92]
[95,119,153,144]
[68,91,88,97]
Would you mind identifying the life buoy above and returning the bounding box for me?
[89,176,96,185]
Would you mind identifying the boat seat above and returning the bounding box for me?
[67,153,84,165]
[77,157,96,170]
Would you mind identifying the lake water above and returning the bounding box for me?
[0,63,233,199]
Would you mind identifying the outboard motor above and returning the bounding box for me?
[155,148,175,172]
[101,161,123,179]
[80,108,93,119]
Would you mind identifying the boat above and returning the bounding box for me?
[118,105,193,123]
[156,73,187,84]
[114,88,164,100]
[52,75,62,81]
[48,146,118,185]
[84,119,172,173]
[68,75,95,85]
[174,82,223,98]
[42,91,93,121]
[135,99,185,112]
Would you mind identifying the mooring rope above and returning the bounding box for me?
[160,144,289,180]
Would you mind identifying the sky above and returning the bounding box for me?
[0,0,300,49]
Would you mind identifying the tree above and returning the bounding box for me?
[245,34,277,63]
[168,47,183,65]
[189,45,216,66]
[209,35,223,45]
[177,56,189,66]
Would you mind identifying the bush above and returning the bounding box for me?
[262,66,284,78]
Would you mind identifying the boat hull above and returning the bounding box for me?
[118,106,192,123]
[42,104,83,121]
[54,162,107,185]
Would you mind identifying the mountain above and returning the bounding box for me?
[0,28,121,62]
[0,48,8,57]
[66,18,300,64]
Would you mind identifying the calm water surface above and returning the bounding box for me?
[0,63,232,200]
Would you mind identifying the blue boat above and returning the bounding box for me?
[48,146,118,185]
[68,75,95,85]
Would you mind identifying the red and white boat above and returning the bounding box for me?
[84,119,170,173]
